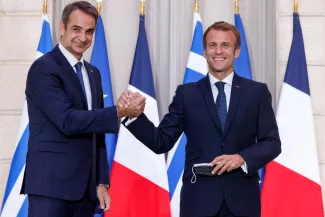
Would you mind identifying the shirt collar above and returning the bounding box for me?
[209,71,234,88]
[59,43,84,68]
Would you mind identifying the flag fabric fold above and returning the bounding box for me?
[234,14,265,188]
[261,13,324,217]
[90,15,117,217]
[234,14,252,80]
[90,15,117,174]
[166,12,207,217]
[1,14,52,217]
[105,15,170,217]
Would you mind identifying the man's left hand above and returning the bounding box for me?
[97,185,111,212]
[210,154,244,175]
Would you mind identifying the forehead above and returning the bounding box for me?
[206,29,237,43]
[66,9,95,29]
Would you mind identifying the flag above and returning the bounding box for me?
[234,14,265,188]
[90,15,117,174]
[0,14,52,217]
[261,13,324,217]
[234,14,252,79]
[166,12,207,217]
[104,15,170,217]
[90,14,117,217]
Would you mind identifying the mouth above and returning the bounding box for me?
[212,57,226,61]
[73,42,87,47]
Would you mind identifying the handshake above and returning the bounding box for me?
[116,90,146,118]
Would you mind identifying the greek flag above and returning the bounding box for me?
[167,12,207,217]
[0,14,52,217]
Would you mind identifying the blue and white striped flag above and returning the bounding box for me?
[166,12,207,217]
[0,14,52,217]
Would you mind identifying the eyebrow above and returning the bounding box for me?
[71,25,94,32]
[71,25,82,29]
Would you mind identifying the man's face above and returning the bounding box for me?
[204,29,240,76]
[60,10,95,60]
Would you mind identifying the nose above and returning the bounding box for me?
[215,45,222,54]
[78,32,87,42]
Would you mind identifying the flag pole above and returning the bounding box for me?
[235,0,239,14]
[194,0,199,13]
[43,0,48,14]
[97,0,102,15]
[294,0,298,13]
[140,0,145,15]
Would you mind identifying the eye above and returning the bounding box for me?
[86,30,94,35]
[73,27,81,32]
[223,43,230,48]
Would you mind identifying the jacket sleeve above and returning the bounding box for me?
[96,71,111,186]
[123,85,185,154]
[239,84,282,176]
[26,59,119,136]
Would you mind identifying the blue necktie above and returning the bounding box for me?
[215,81,227,132]
[75,62,88,105]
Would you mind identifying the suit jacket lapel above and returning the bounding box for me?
[51,45,88,109]
[223,73,242,136]
[199,75,222,133]
[84,62,98,109]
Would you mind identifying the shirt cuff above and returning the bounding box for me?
[124,117,138,126]
[98,184,110,189]
[241,161,248,174]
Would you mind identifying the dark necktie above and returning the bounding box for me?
[215,81,227,132]
[75,62,88,104]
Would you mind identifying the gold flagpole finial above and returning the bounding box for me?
[294,0,298,13]
[97,0,103,15]
[140,0,145,16]
[43,0,48,14]
[194,0,199,13]
[235,0,239,14]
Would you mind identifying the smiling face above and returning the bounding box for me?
[60,9,95,60]
[204,29,240,80]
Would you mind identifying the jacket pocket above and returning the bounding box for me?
[37,140,68,153]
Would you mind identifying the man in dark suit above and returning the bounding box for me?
[21,1,145,217]
[122,22,281,217]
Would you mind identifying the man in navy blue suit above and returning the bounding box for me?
[122,22,281,217]
[21,1,145,217]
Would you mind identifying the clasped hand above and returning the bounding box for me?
[116,90,146,118]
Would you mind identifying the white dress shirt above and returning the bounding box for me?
[59,44,92,110]
[208,71,248,173]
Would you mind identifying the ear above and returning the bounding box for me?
[234,47,241,58]
[60,21,65,37]
[204,49,207,59]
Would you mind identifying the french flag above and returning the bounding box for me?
[104,15,171,217]
[261,13,324,217]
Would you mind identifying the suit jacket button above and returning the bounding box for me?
[222,143,226,146]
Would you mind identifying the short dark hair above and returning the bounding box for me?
[203,21,241,49]
[61,1,98,29]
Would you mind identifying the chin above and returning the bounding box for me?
[212,67,226,72]
[73,48,86,55]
